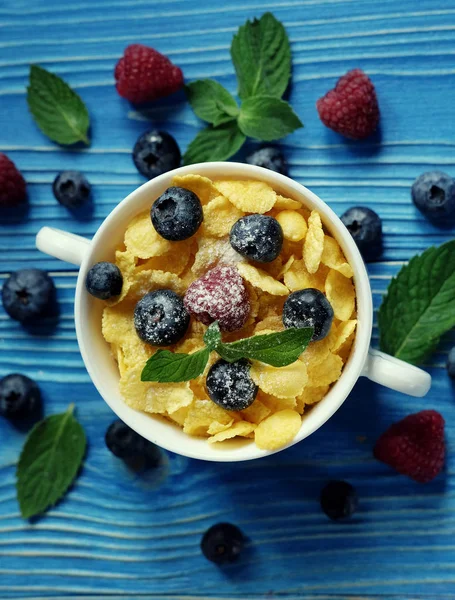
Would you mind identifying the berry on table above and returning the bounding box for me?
[283,289,334,341]
[105,419,161,466]
[411,171,455,224]
[0,374,41,420]
[320,480,358,521]
[230,214,283,263]
[53,171,91,210]
[114,43,183,104]
[2,269,55,323]
[134,289,190,346]
[133,130,181,180]
[85,262,123,300]
[184,265,250,332]
[340,206,382,261]
[151,186,202,241]
[317,68,379,140]
[246,146,288,175]
[374,410,445,483]
[206,358,258,411]
[201,522,245,564]
[447,347,455,379]
[0,153,26,207]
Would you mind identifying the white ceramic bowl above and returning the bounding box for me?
[36,162,431,462]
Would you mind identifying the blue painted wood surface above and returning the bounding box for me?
[0,0,455,597]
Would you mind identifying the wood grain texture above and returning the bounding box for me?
[0,0,455,597]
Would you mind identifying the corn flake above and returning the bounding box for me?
[172,174,217,205]
[274,195,302,210]
[214,180,276,213]
[331,320,357,353]
[183,400,234,436]
[303,210,324,274]
[144,382,194,415]
[136,240,194,276]
[284,259,328,292]
[255,409,301,451]
[237,263,288,296]
[307,352,343,387]
[127,269,185,300]
[258,392,297,412]
[202,195,244,237]
[207,419,235,435]
[298,385,330,406]
[325,269,356,321]
[276,210,307,242]
[321,236,354,278]
[106,250,137,306]
[124,211,171,259]
[240,399,271,424]
[251,360,308,398]
[208,421,256,444]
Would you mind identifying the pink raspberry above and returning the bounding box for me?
[184,265,250,332]
[0,153,26,206]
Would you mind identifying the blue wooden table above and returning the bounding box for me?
[1,0,455,597]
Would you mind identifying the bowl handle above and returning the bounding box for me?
[36,226,90,267]
[362,348,431,397]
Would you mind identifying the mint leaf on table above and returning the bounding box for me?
[238,96,303,141]
[378,240,455,365]
[230,12,291,100]
[141,348,210,382]
[217,327,313,367]
[186,80,239,126]
[203,321,222,351]
[27,65,90,146]
[16,404,86,519]
[183,121,246,164]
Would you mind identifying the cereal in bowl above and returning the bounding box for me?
[90,175,357,451]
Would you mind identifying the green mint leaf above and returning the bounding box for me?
[378,240,455,365]
[141,348,210,382]
[183,121,246,165]
[217,327,313,367]
[16,404,86,519]
[238,96,302,141]
[231,12,291,100]
[186,80,239,126]
[203,321,222,351]
[27,65,90,145]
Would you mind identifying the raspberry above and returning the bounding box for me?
[0,153,26,207]
[114,44,183,104]
[316,69,379,140]
[184,265,250,332]
[374,410,445,483]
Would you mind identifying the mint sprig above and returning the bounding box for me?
[16,404,86,519]
[27,65,90,146]
[183,12,301,165]
[378,240,455,365]
[141,322,313,383]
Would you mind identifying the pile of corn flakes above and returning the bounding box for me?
[101,174,356,451]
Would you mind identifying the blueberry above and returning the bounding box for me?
[447,347,455,379]
[246,146,288,175]
[340,207,382,261]
[201,523,245,564]
[2,269,55,323]
[283,289,334,341]
[230,214,283,263]
[0,374,41,420]
[151,186,203,241]
[133,130,181,179]
[411,171,455,224]
[105,419,161,466]
[320,480,358,521]
[53,171,91,209]
[86,262,123,300]
[134,289,190,346]
[206,359,258,411]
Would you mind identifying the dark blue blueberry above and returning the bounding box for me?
[151,186,203,241]
[0,374,41,420]
[2,269,55,323]
[53,171,91,209]
[447,347,455,379]
[283,289,334,341]
[340,206,382,261]
[105,419,161,466]
[230,214,283,263]
[320,480,358,521]
[206,359,258,411]
[201,523,245,564]
[85,262,123,300]
[411,171,455,224]
[246,146,288,175]
[133,130,181,179]
[134,289,190,346]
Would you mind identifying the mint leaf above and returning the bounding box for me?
[186,80,239,126]
[238,96,302,141]
[217,327,313,367]
[183,121,246,165]
[141,348,210,382]
[27,65,90,145]
[231,12,291,100]
[378,240,455,365]
[16,405,86,519]
[203,321,222,351]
